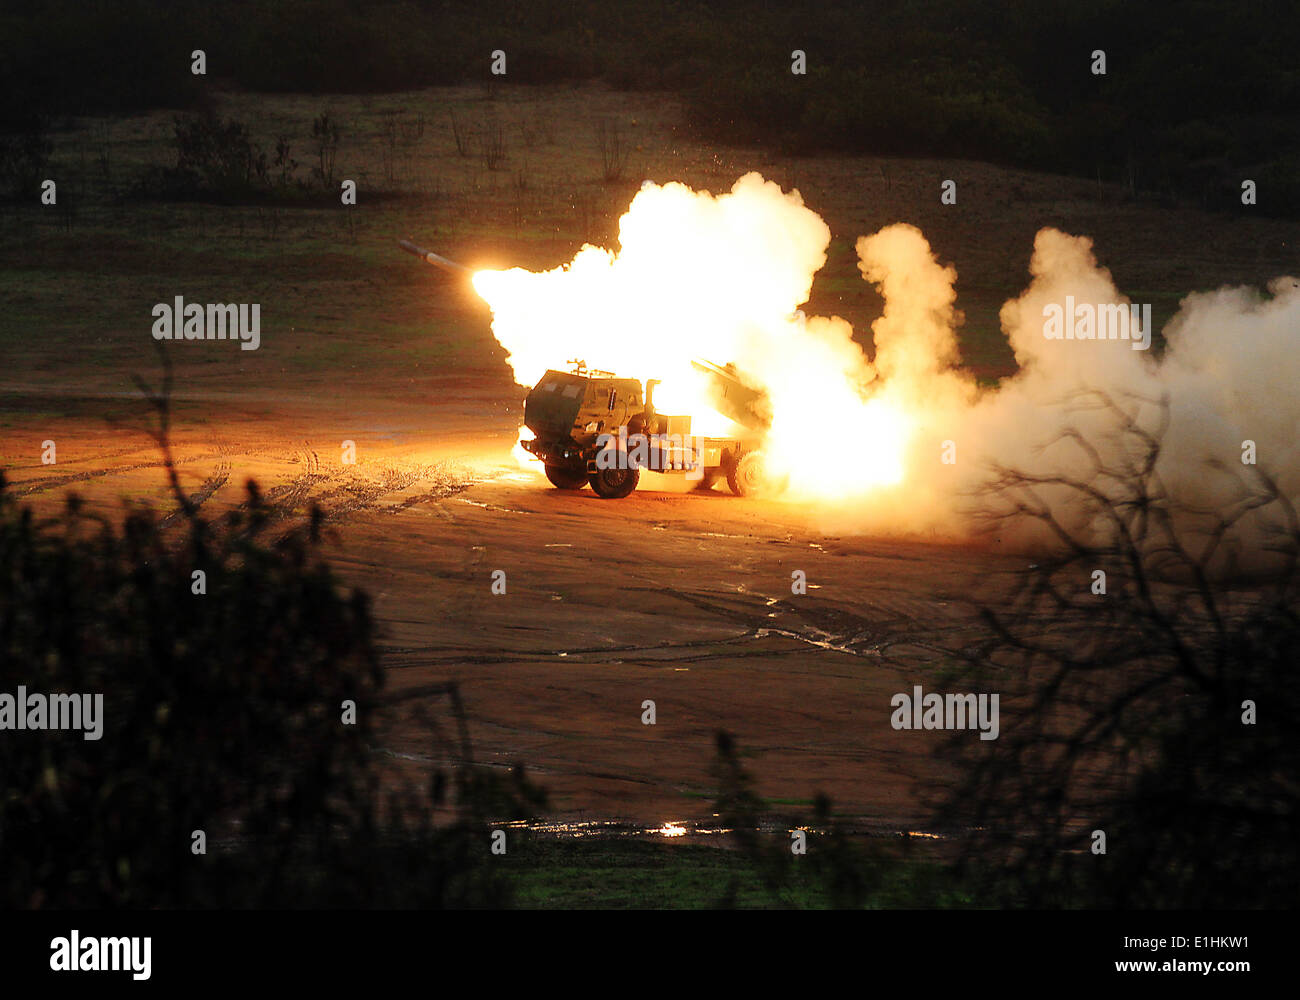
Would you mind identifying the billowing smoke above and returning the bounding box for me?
[472,173,831,395]
[474,174,910,491]
[471,172,1300,560]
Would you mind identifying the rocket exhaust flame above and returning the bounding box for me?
[470,174,914,496]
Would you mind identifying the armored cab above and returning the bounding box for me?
[521,367,647,495]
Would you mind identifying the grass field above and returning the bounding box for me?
[502,838,976,909]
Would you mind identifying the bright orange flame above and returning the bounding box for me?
[513,425,538,470]
[470,173,917,500]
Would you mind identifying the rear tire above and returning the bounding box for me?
[589,465,640,499]
[727,451,787,497]
[544,464,587,490]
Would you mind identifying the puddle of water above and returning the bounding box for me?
[754,627,881,656]
[456,498,532,515]
[492,818,735,840]
[487,817,954,843]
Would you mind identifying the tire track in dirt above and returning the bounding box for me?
[377,631,797,669]
[641,585,983,666]
[252,446,489,526]
[160,439,234,527]
[11,451,227,497]
[259,444,328,518]
[653,586,899,656]
[2,444,160,475]
[373,587,963,670]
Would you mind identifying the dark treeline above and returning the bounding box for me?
[2,0,1297,213]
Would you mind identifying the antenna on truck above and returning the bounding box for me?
[566,359,615,377]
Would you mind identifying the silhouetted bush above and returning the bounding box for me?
[0,437,543,906]
[940,393,1300,907]
[135,111,347,204]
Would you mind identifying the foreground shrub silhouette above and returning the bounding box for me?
[939,392,1300,907]
[0,393,544,907]
[710,731,971,908]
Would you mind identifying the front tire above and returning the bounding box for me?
[589,465,640,499]
[544,464,587,490]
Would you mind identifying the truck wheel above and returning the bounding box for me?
[589,465,640,499]
[727,451,786,497]
[544,465,587,490]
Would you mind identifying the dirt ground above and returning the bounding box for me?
[1,372,1022,832]
[3,82,1295,834]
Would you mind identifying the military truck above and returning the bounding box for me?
[396,237,784,499]
[520,359,784,499]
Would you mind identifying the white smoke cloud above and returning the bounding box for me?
[855,224,1300,563]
